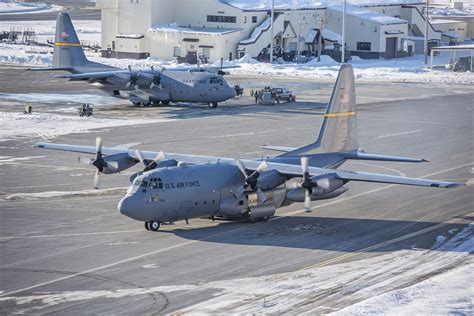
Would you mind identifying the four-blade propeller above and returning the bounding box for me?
[234,159,268,204]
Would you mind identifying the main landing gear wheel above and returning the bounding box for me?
[147,221,161,231]
[208,102,218,109]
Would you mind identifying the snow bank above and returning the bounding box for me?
[0,112,174,142]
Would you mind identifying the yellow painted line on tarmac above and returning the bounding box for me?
[325,111,355,118]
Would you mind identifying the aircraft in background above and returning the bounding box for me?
[34,65,463,231]
[31,13,237,108]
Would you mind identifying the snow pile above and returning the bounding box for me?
[0,1,62,15]
[0,93,120,106]
[0,112,174,142]
[3,187,128,201]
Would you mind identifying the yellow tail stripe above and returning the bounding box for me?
[55,42,82,47]
[325,111,356,118]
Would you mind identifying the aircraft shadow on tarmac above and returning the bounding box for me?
[165,215,471,253]
[100,100,329,121]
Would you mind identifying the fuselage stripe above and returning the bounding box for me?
[55,42,82,47]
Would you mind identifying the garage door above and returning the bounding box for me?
[385,37,397,58]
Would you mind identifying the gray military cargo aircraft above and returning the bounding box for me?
[31,13,236,108]
[34,64,463,231]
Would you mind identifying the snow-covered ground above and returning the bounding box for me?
[1,222,471,314]
[0,112,174,142]
[0,1,62,15]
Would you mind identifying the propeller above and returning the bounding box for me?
[125,65,140,89]
[234,159,268,203]
[90,137,105,189]
[149,66,161,89]
[300,156,316,212]
[135,149,167,172]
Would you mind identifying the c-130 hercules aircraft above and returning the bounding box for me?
[32,13,237,108]
[34,65,463,231]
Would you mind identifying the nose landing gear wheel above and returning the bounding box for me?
[145,222,150,231]
[149,221,161,231]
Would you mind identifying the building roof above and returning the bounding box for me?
[329,4,408,25]
[220,0,324,11]
[149,23,242,35]
[219,0,423,11]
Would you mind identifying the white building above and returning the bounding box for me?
[96,0,442,62]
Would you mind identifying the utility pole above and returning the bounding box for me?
[270,0,274,63]
[424,0,429,64]
[341,0,346,63]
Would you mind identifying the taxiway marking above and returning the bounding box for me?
[375,130,422,139]
[0,162,471,297]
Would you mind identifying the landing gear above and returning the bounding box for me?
[145,221,161,231]
[161,100,170,105]
[208,102,218,109]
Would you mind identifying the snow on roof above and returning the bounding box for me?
[240,16,271,44]
[349,0,423,6]
[329,4,407,25]
[305,29,318,43]
[149,22,242,35]
[432,44,474,50]
[220,0,423,11]
[220,0,324,11]
[441,31,461,39]
[322,28,342,43]
[116,34,144,39]
[431,19,466,25]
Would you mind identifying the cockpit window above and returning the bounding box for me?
[140,180,149,188]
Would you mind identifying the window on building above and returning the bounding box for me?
[252,16,257,23]
[244,16,247,23]
[112,40,115,50]
[207,15,237,23]
[173,46,181,57]
[357,42,371,51]
[202,47,211,59]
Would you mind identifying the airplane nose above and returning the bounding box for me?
[229,87,237,99]
[118,195,140,220]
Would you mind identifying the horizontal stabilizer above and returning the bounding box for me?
[343,151,428,163]
[261,145,297,153]
[28,67,74,72]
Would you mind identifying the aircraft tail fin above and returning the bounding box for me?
[283,64,358,157]
[52,12,90,69]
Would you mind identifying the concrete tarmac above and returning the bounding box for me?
[0,65,472,314]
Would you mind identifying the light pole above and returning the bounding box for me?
[424,0,429,64]
[341,0,346,63]
[270,0,274,63]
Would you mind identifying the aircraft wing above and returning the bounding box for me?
[238,161,463,189]
[33,142,463,188]
[55,70,133,81]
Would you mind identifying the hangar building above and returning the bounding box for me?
[96,0,445,62]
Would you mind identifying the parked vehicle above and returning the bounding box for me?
[78,104,93,117]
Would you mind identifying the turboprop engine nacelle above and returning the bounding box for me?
[101,153,137,174]
[256,169,288,191]
[286,186,348,202]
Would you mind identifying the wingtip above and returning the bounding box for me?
[422,158,430,162]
